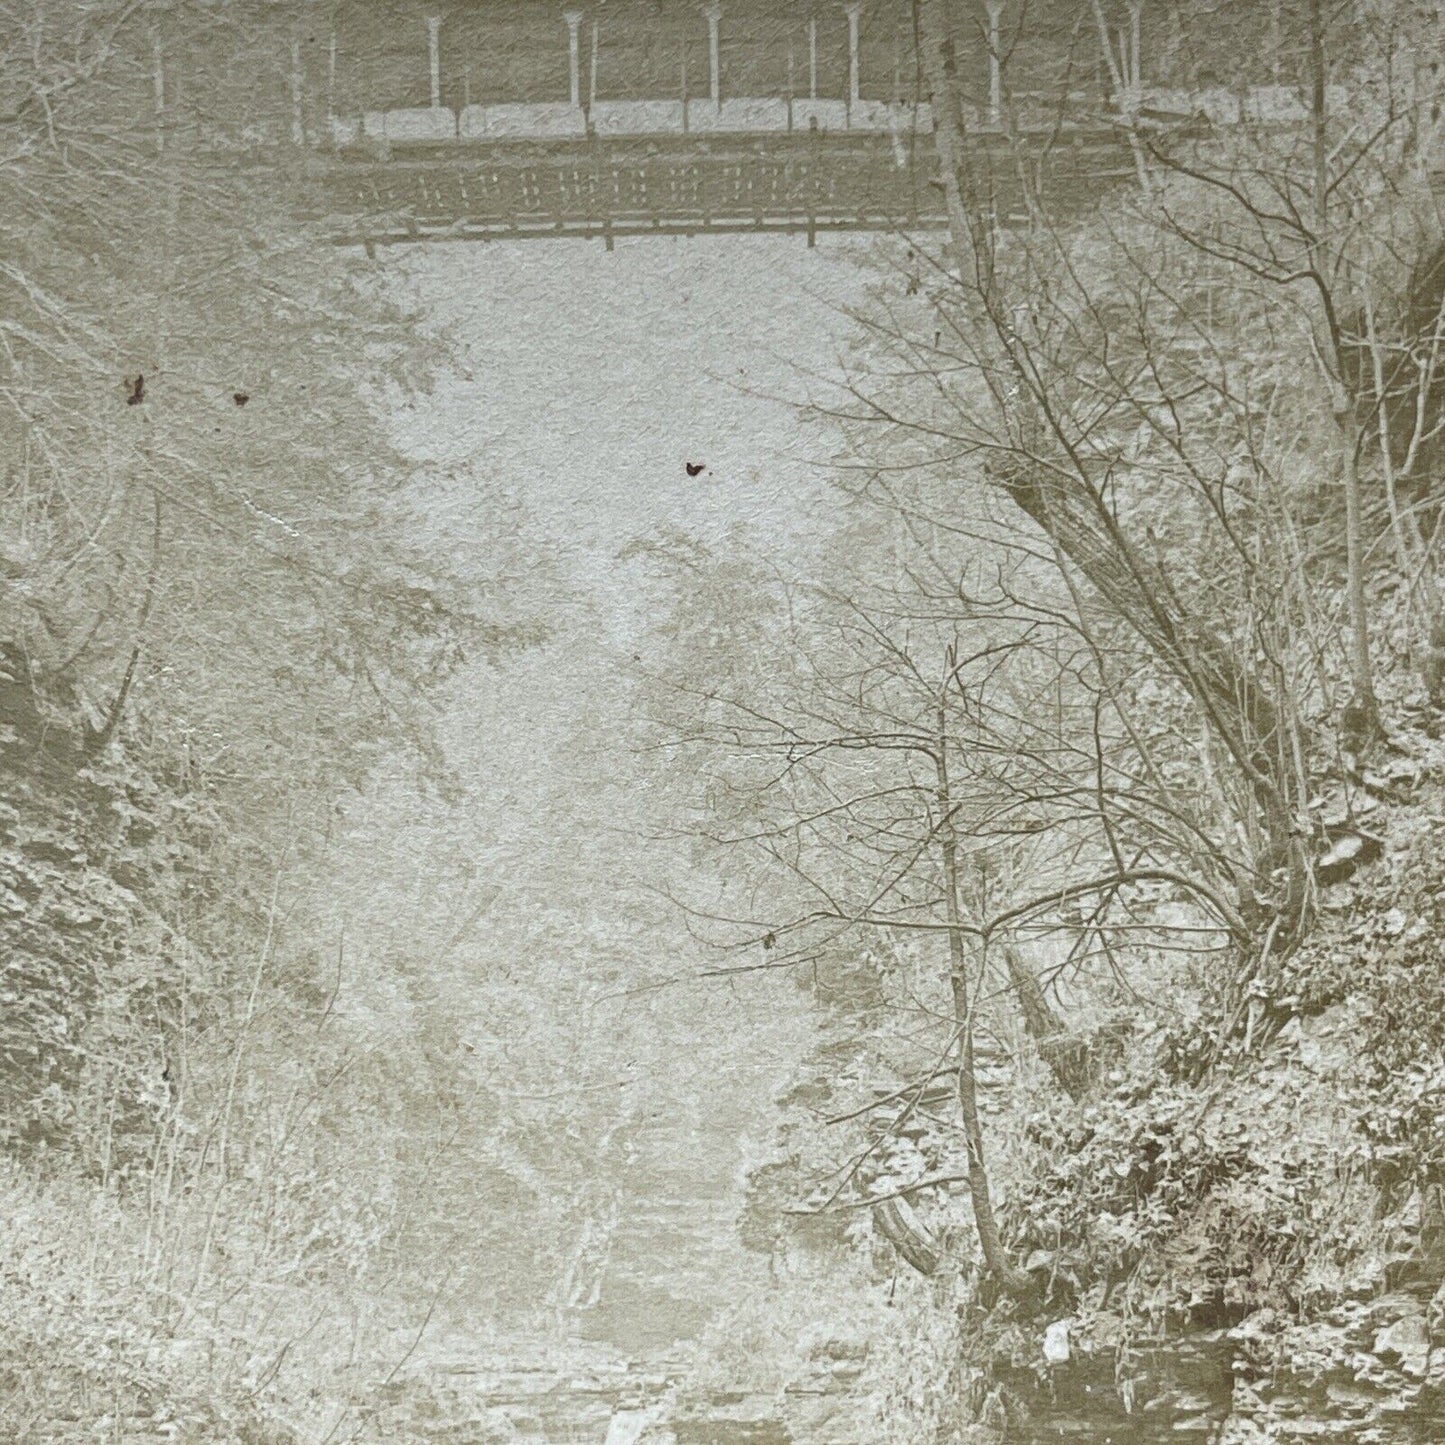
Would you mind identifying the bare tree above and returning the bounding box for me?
[643,532,1251,1289]
[893,0,1445,975]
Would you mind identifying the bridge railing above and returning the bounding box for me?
[318,80,1337,159]
[324,88,1213,152]
[331,97,941,148]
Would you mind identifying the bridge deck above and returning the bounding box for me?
[306,124,1146,248]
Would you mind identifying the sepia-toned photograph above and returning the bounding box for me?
[5,1,1445,1440]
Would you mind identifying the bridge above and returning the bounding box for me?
[303,118,1152,250]
[142,0,1313,249]
[292,0,1228,248]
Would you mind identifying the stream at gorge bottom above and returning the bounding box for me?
[361,1323,1445,1443]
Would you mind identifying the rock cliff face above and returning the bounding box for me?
[986,1292,1445,1443]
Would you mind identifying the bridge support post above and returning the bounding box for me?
[427,16,442,109]
[986,0,1004,124]
[846,3,862,115]
[565,11,584,109]
[706,4,722,108]
[589,17,600,111]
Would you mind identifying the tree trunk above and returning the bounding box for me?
[873,1196,941,1276]
[915,0,992,297]
[1085,0,1152,192]
[1306,0,1378,744]
[1340,425,1379,745]
[1307,0,1328,244]
[999,941,1089,1100]
[935,703,1032,1298]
